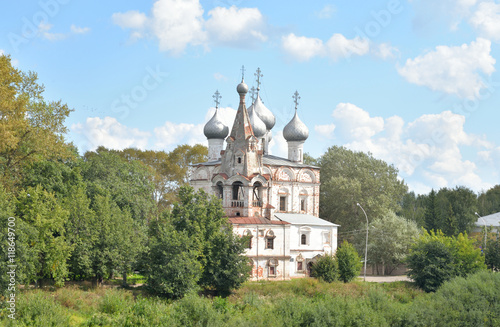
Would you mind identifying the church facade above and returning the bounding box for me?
[190,68,338,280]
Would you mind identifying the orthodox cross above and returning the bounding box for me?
[293,90,300,110]
[213,90,221,109]
[240,65,246,80]
[249,86,257,103]
[255,67,263,90]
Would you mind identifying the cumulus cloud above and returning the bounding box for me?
[269,130,288,158]
[112,0,268,55]
[398,38,495,98]
[325,103,495,193]
[154,122,206,149]
[205,6,267,47]
[410,0,479,32]
[72,117,151,151]
[281,32,396,62]
[469,2,500,41]
[314,123,336,139]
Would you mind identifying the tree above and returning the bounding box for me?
[311,254,338,283]
[424,189,440,231]
[478,184,500,216]
[397,191,426,228]
[406,230,486,292]
[82,147,156,222]
[318,146,407,235]
[0,54,73,191]
[485,235,500,271]
[144,219,201,299]
[367,211,420,275]
[336,241,362,283]
[169,186,250,295]
[15,186,72,286]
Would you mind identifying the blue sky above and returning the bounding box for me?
[1,0,500,195]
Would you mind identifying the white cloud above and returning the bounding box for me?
[316,4,336,19]
[469,2,500,41]
[213,72,227,81]
[282,33,393,62]
[314,123,336,139]
[112,0,268,55]
[70,25,90,34]
[154,122,206,149]
[281,33,324,61]
[325,104,496,192]
[398,38,496,98]
[38,22,67,41]
[112,10,148,30]
[205,6,267,47]
[269,130,287,158]
[410,0,479,31]
[72,117,151,151]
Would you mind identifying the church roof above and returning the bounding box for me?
[229,217,290,225]
[475,212,500,227]
[193,154,319,169]
[274,213,339,227]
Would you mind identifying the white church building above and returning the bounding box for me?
[190,68,339,280]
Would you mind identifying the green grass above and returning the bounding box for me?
[1,272,498,326]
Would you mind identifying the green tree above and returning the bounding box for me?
[440,186,478,235]
[336,241,362,283]
[311,254,338,283]
[424,189,440,232]
[406,230,486,292]
[485,235,500,271]
[397,191,426,228]
[169,186,250,295]
[0,54,73,191]
[82,147,156,222]
[319,146,407,235]
[144,219,201,299]
[15,186,72,286]
[367,211,420,275]
[478,184,500,216]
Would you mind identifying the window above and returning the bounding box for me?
[244,230,253,249]
[300,199,306,211]
[279,196,286,211]
[301,233,307,245]
[232,182,243,200]
[296,254,304,272]
[268,258,278,277]
[265,230,275,249]
[216,182,224,200]
[237,157,242,164]
[297,261,303,271]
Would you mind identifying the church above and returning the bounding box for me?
[190,68,339,280]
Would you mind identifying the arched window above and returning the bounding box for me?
[301,233,307,245]
[216,182,224,200]
[265,230,275,249]
[232,182,243,200]
[252,182,262,207]
[244,230,253,249]
[268,258,278,277]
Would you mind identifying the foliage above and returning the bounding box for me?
[477,184,500,216]
[118,144,207,212]
[406,230,486,292]
[144,219,202,299]
[367,211,420,275]
[485,234,500,271]
[0,54,73,191]
[318,146,408,235]
[397,191,426,228]
[82,147,156,222]
[336,240,363,283]
[311,254,338,282]
[15,186,72,286]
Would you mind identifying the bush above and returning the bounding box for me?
[311,255,338,282]
[406,230,486,292]
[336,241,362,283]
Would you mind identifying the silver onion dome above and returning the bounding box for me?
[253,94,276,131]
[204,109,229,139]
[237,80,248,95]
[283,110,309,142]
[248,105,266,138]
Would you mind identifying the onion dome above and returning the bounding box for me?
[204,90,229,139]
[237,80,248,95]
[283,91,309,142]
[248,105,266,138]
[253,94,276,131]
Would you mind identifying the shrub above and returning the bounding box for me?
[336,241,362,283]
[311,255,338,283]
[406,230,486,292]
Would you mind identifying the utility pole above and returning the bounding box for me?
[357,203,368,282]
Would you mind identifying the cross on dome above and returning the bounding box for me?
[249,86,257,103]
[255,67,263,91]
[240,65,245,81]
[293,90,301,110]
[213,90,221,109]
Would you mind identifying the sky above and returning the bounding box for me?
[1,0,500,195]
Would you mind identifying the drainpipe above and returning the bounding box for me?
[275,215,286,280]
